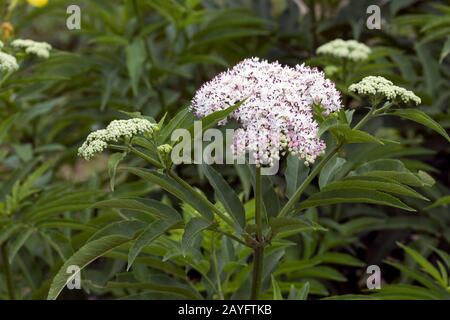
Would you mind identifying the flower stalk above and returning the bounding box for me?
[278,142,342,217]
[251,166,264,300]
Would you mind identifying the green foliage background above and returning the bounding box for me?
[0,0,449,300]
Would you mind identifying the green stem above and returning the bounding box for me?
[213,227,247,246]
[373,101,394,116]
[129,145,164,169]
[1,243,15,300]
[278,143,342,217]
[254,167,263,241]
[250,166,264,300]
[251,246,263,300]
[353,106,376,130]
[278,105,377,218]
[0,71,14,87]
[109,144,164,169]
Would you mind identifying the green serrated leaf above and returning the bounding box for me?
[285,155,309,198]
[392,109,450,142]
[426,195,450,210]
[201,164,245,229]
[93,198,181,222]
[299,189,416,212]
[125,167,214,221]
[323,177,429,200]
[398,243,445,285]
[337,125,384,145]
[270,217,326,239]
[271,275,283,300]
[126,38,146,95]
[182,218,213,255]
[128,220,175,270]
[319,156,346,189]
[47,235,133,300]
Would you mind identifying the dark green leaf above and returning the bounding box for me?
[300,189,415,212]
[391,109,450,142]
[201,164,245,228]
[128,220,175,269]
[126,38,146,95]
[125,168,213,220]
[285,155,309,198]
[319,156,346,189]
[182,218,213,255]
[47,235,133,300]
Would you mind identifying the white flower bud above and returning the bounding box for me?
[11,39,52,59]
[0,52,19,72]
[78,118,157,160]
[317,39,371,62]
[349,76,421,105]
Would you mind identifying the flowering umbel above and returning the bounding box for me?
[0,51,19,72]
[78,118,158,160]
[11,39,52,59]
[349,76,421,105]
[316,39,371,62]
[189,57,342,167]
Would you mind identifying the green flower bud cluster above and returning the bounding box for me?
[157,144,173,168]
[157,144,173,154]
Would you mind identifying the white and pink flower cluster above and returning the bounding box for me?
[189,57,342,167]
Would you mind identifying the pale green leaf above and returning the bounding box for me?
[47,235,133,300]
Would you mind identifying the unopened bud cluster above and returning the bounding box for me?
[316,39,371,62]
[157,144,173,154]
[0,51,19,72]
[78,118,158,160]
[0,38,52,73]
[11,39,52,59]
[349,76,421,105]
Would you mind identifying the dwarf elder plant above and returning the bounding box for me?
[46,45,449,300]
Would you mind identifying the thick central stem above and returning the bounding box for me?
[251,166,264,300]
